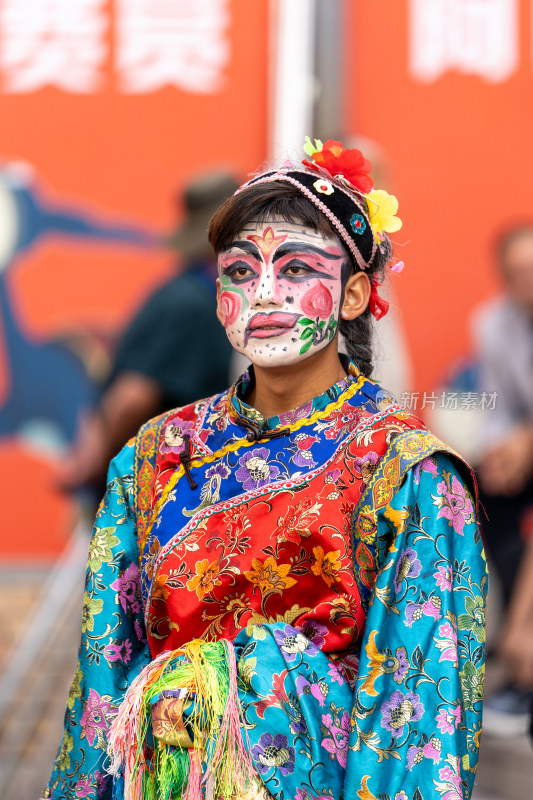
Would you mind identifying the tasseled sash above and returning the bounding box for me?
[107,639,255,800]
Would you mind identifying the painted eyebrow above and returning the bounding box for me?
[272,243,345,262]
[223,240,261,259]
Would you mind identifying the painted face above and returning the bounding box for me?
[217,219,350,367]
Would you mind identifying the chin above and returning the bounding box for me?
[240,345,325,370]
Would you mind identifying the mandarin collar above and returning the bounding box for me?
[227,356,361,434]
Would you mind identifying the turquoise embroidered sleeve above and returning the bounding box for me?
[43,444,151,800]
[346,453,487,800]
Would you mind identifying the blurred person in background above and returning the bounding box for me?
[43,140,486,800]
[472,222,533,734]
[57,171,237,498]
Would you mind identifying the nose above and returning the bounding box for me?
[252,266,283,307]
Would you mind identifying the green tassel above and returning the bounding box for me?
[153,744,190,800]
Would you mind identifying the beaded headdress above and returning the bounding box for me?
[236,138,403,319]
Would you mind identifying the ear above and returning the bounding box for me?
[216,279,225,325]
[340,271,371,320]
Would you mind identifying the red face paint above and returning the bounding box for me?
[301,280,333,319]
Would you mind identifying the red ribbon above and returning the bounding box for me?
[368,282,389,320]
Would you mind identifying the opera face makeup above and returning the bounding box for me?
[217,220,349,367]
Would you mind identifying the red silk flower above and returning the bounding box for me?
[303,140,374,194]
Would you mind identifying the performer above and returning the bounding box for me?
[42,140,487,800]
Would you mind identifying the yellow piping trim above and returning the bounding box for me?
[143,373,366,548]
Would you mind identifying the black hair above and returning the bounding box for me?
[208,181,392,377]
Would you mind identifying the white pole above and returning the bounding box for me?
[269,0,317,162]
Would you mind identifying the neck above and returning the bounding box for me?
[247,343,347,419]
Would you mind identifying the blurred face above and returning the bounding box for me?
[217,219,350,368]
[501,231,533,313]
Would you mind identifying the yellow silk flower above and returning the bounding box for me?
[367,189,402,242]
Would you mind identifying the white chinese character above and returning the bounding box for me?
[409,0,518,83]
[400,392,419,410]
[116,0,230,94]
[480,391,498,411]
[0,0,107,93]
[440,391,458,410]
[422,391,438,410]
[460,391,479,410]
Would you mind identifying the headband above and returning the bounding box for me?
[236,139,403,318]
[242,168,377,271]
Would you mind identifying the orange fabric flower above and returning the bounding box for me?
[311,546,342,588]
[244,556,297,595]
[186,558,222,600]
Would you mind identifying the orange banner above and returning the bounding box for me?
[0,0,269,559]
[346,0,532,396]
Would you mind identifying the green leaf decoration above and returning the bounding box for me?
[299,340,313,355]
[300,328,314,340]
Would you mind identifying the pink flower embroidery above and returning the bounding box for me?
[75,777,93,798]
[434,621,458,664]
[436,705,461,734]
[110,563,141,614]
[103,638,132,664]
[434,472,474,535]
[435,564,453,592]
[80,689,116,748]
[436,758,464,800]
[321,710,351,768]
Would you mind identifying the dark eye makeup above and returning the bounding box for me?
[221,261,259,283]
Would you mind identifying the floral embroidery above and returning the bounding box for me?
[434,564,452,592]
[80,689,116,749]
[311,546,342,588]
[274,625,319,662]
[407,738,442,769]
[236,448,280,491]
[350,212,367,235]
[321,709,351,768]
[434,620,458,664]
[244,557,297,595]
[186,558,222,599]
[434,755,463,800]
[354,450,379,483]
[313,178,334,195]
[160,419,194,455]
[394,547,422,593]
[380,690,424,736]
[458,595,485,642]
[404,594,441,626]
[43,372,486,800]
[252,732,296,776]
[110,563,141,614]
[436,705,461,735]
[433,470,474,535]
[205,462,230,481]
[103,639,132,665]
[275,497,321,544]
[87,527,119,573]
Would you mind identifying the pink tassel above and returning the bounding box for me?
[107,650,178,800]
[211,641,255,797]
